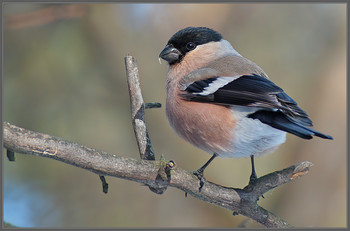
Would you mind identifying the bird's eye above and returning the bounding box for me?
[186,42,196,51]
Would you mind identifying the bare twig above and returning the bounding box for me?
[7,149,15,161]
[145,102,162,109]
[125,55,155,161]
[99,175,109,194]
[125,55,168,194]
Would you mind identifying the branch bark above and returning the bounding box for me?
[3,55,314,228]
[125,55,155,161]
[3,121,312,228]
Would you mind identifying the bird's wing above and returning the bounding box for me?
[181,70,332,140]
[182,73,311,124]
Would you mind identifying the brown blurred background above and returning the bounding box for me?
[3,3,346,228]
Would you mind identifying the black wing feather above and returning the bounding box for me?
[219,74,282,94]
[248,110,333,139]
[186,78,217,93]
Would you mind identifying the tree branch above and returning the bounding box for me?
[3,55,314,228]
[125,55,156,161]
[3,121,312,228]
[125,55,167,194]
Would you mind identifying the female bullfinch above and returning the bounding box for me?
[159,27,333,189]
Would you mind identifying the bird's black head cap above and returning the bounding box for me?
[160,27,222,65]
[169,27,222,54]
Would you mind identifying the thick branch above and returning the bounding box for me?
[4,121,312,228]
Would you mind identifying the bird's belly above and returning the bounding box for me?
[166,99,237,155]
[226,111,287,158]
[166,99,286,158]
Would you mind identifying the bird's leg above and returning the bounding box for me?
[249,155,258,185]
[248,155,265,199]
[192,153,217,192]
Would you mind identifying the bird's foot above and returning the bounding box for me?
[192,169,206,192]
[249,171,258,185]
[248,172,265,199]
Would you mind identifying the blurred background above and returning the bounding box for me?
[3,3,346,228]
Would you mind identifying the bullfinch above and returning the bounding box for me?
[159,27,333,188]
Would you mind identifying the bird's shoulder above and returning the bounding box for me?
[181,54,267,88]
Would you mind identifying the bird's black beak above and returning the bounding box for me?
[159,44,182,65]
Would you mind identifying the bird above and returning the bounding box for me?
[158,27,333,190]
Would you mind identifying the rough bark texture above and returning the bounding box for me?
[125,55,155,161]
[3,121,313,228]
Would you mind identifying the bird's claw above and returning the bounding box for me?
[249,172,258,185]
[248,173,265,200]
[192,170,205,192]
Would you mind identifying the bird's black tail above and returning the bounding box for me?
[248,110,333,140]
